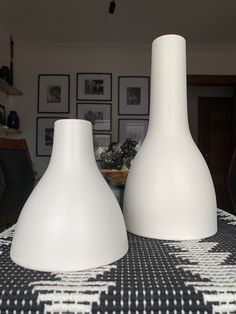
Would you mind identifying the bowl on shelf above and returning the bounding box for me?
[100,169,128,185]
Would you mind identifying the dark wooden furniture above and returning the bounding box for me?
[228,148,236,213]
[0,138,35,225]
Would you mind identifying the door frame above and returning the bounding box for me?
[187,75,236,147]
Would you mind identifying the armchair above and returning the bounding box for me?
[0,138,35,225]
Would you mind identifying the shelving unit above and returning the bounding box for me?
[0,125,22,136]
[0,78,23,96]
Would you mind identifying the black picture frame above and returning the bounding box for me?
[118,76,150,115]
[76,103,112,131]
[118,118,149,143]
[93,133,112,160]
[37,74,70,113]
[76,73,112,101]
[36,117,67,156]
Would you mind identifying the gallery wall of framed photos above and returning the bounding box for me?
[36,72,150,159]
[118,76,150,144]
[76,73,113,159]
[36,74,70,156]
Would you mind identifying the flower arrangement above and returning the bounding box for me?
[96,138,140,170]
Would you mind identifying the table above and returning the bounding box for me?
[0,209,236,313]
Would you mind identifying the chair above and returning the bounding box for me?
[0,138,35,226]
[227,148,236,214]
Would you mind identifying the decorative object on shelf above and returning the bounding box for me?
[98,138,139,170]
[0,66,10,83]
[118,76,150,115]
[36,117,67,156]
[37,74,70,113]
[76,73,112,101]
[9,35,14,86]
[0,105,6,125]
[0,36,15,86]
[0,78,23,96]
[123,34,217,240]
[118,118,149,143]
[0,36,22,96]
[7,111,19,129]
[10,119,128,271]
[77,103,112,131]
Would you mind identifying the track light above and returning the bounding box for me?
[109,0,116,14]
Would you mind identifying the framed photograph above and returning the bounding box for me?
[36,117,67,156]
[118,119,149,143]
[38,74,70,113]
[76,73,112,101]
[93,133,111,160]
[118,76,150,115]
[0,105,6,125]
[76,103,111,131]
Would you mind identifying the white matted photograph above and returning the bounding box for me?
[118,76,150,115]
[118,119,149,143]
[76,73,112,101]
[37,74,70,113]
[93,133,111,160]
[36,117,67,156]
[76,103,111,131]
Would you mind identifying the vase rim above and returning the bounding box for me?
[152,34,185,45]
[55,119,92,127]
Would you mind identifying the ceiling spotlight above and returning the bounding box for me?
[109,0,116,14]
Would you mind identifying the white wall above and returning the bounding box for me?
[187,45,236,74]
[5,42,236,177]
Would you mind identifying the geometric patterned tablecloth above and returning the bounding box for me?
[0,209,236,314]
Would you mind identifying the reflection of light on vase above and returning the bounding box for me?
[123,35,217,240]
[11,119,128,271]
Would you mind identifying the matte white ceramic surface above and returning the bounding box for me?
[10,119,128,271]
[123,34,217,240]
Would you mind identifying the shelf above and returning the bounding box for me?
[0,78,23,96]
[0,125,22,135]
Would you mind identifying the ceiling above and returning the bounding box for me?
[0,0,236,46]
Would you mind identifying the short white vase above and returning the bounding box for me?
[10,119,128,271]
[123,34,217,240]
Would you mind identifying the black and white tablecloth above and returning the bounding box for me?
[0,209,236,314]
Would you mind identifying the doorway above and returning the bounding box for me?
[188,75,236,213]
[198,97,234,212]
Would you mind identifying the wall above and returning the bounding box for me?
[6,42,236,177]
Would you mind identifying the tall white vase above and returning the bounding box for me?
[123,34,217,240]
[10,119,128,271]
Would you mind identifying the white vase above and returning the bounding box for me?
[123,34,217,240]
[10,119,128,271]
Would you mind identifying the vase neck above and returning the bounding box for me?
[149,35,189,134]
[49,120,96,170]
